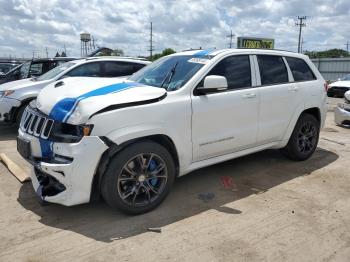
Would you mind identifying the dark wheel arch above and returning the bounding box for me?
[281,112,320,161]
[100,140,176,214]
[90,135,180,203]
[13,97,36,124]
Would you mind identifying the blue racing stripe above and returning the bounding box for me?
[49,81,143,122]
[39,138,53,159]
[193,48,215,57]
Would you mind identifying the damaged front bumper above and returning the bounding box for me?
[19,129,109,206]
[334,103,350,127]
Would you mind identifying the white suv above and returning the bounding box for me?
[0,57,149,124]
[17,49,327,214]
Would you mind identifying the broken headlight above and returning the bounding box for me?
[50,122,93,143]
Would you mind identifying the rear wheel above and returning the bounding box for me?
[101,140,176,214]
[281,113,320,161]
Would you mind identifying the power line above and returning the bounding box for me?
[296,16,307,53]
[227,30,235,48]
[148,21,155,59]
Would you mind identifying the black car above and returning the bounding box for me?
[0,62,20,75]
[0,57,78,85]
[327,74,350,98]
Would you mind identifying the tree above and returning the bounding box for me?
[150,48,176,61]
[112,49,124,56]
[304,49,350,59]
[55,52,60,57]
[61,51,67,57]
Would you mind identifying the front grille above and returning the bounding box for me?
[20,106,54,139]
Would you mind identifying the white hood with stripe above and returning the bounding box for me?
[36,77,166,125]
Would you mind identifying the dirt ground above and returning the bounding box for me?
[0,98,349,262]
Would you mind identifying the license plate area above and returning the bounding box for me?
[17,136,31,159]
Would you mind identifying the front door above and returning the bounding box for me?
[191,55,259,162]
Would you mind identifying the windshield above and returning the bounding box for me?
[19,62,30,78]
[128,55,207,91]
[37,61,76,81]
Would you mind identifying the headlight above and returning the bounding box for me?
[50,122,94,143]
[0,90,15,98]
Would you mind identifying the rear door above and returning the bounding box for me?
[255,55,302,144]
[191,55,259,161]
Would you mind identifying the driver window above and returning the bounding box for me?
[65,62,101,77]
[207,55,252,90]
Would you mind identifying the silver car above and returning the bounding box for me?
[334,90,350,127]
[0,57,150,124]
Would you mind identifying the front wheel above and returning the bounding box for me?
[281,113,320,161]
[15,103,28,126]
[101,140,176,214]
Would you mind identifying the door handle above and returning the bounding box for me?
[242,93,256,99]
[288,86,299,92]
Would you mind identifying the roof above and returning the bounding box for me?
[83,56,151,64]
[172,48,308,59]
[30,57,79,62]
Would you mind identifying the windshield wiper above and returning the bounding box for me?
[160,61,178,89]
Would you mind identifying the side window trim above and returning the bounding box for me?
[282,57,295,82]
[249,55,258,87]
[252,55,261,86]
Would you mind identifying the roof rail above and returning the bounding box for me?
[85,56,149,61]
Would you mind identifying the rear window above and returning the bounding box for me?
[257,55,288,85]
[285,57,316,81]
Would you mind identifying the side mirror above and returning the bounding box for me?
[196,75,228,95]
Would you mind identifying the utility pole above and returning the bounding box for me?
[227,30,235,48]
[301,38,305,53]
[345,41,349,52]
[296,16,307,53]
[45,47,48,58]
[149,21,155,60]
[64,44,67,55]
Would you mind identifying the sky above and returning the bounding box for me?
[0,0,349,58]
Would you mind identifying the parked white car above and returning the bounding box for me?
[334,90,350,126]
[0,57,149,124]
[327,74,350,97]
[17,49,327,214]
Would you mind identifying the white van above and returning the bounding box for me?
[17,49,327,214]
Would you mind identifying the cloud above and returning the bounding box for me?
[0,0,349,58]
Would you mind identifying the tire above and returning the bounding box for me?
[327,92,334,97]
[281,113,320,161]
[15,104,27,126]
[101,140,176,214]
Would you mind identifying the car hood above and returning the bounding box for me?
[329,80,350,87]
[0,78,51,91]
[36,77,167,125]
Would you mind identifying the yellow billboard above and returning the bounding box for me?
[237,37,274,49]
